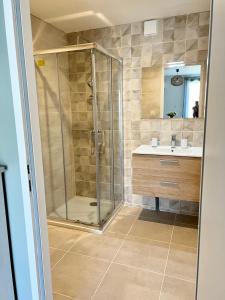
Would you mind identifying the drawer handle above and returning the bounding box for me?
[160,181,179,188]
[160,159,179,166]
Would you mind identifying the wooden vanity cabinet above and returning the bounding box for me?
[132,154,201,202]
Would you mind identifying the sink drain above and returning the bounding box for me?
[89,201,97,206]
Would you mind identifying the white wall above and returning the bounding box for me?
[197,0,225,298]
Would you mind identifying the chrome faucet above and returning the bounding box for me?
[171,134,176,148]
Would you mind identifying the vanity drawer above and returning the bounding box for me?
[132,154,201,201]
[133,177,200,201]
[132,154,201,180]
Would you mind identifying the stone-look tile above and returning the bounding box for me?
[183,119,195,131]
[120,24,131,36]
[114,235,169,273]
[53,293,74,300]
[48,227,88,251]
[166,244,197,281]
[163,17,175,30]
[186,39,198,51]
[161,276,196,300]
[174,40,186,54]
[50,248,66,268]
[187,13,199,26]
[174,27,186,40]
[93,263,163,300]
[118,205,142,216]
[106,214,136,234]
[171,119,183,131]
[163,30,174,42]
[199,12,210,26]
[172,226,198,248]
[129,220,173,243]
[186,26,199,39]
[70,232,123,261]
[121,35,131,47]
[131,22,143,35]
[193,131,204,146]
[198,37,209,50]
[198,25,210,37]
[161,119,172,131]
[52,252,109,299]
[175,15,187,28]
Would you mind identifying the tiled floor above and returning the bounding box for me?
[49,206,198,300]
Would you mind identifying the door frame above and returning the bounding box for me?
[2,0,52,299]
[3,0,219,299]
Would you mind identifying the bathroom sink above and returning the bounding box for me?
[133,145,203,157]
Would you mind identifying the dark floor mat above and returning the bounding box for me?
[138,209,198,228]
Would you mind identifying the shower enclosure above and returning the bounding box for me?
[34,43,123,230]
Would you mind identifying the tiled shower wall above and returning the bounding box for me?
[69,51,97,198]
[67,12,210,214]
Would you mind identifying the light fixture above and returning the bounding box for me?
[166,61,185,68]
[171,68,184,86]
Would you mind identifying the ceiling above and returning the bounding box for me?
[30,0,210,33]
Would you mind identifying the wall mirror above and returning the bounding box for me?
[141,62,207,119]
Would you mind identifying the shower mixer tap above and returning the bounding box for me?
[90,130,105,155]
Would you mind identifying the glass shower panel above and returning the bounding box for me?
[112,59,124,208]
[58,50,99,225]
[34,53,67,219]
[94,50,114,224]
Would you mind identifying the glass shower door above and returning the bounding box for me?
[93,50,114,224]
[35,53,67,220]
[58,49,99,226]
[112,58,124,208]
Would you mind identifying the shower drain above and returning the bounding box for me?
[89,201,98,206]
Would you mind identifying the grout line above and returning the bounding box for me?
[51,243,75,270]
[112,261,196,284]
[158,223,175,300]
[51,233,89,270]
[90,213,138,299]
[53,291,79,300]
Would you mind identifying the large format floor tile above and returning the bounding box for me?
[53,293,74,300]
[172,226,198,248]
[49,208,199,300]
[106,214,136,234]
[93,263,163,300]
[52,252,109,300]
[129,220,173,243]
[50,247,66,268]
[160,276,196,300]
[118,205,142,216]
[48,226,88,251]
[114,235,169,274]
[165,244,197,281]
[70,232,123,261]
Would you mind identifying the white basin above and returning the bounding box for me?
[133,145,203,157]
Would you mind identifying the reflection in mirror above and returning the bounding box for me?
[164,65,201,119]
[141,62,207,119]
